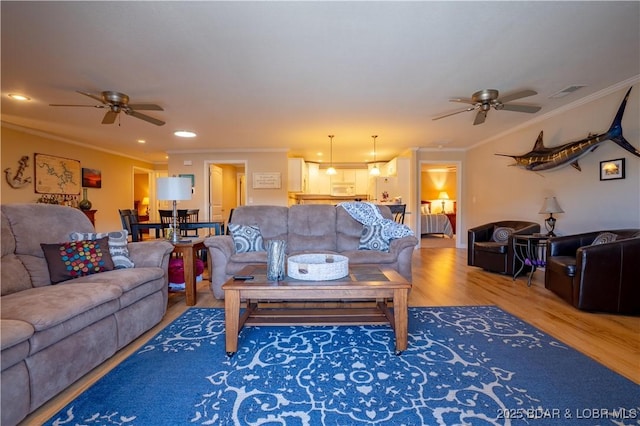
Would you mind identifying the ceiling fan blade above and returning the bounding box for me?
[127,103,163,111]
[473,110,487,125]
[77,90,107,104]
[501,104,542,113]
[102,110,118,124]
[498,89,537,104]
[49,103,105,108]
[126,110,165,126]
[449,97,475,105]
[432,106,476,121]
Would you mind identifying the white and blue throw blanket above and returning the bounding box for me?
[339,202,414,239]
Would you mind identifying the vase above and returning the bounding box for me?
[78,188,92,211]
[266,239,287,281]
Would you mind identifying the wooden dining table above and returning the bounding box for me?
[130,221,223,242]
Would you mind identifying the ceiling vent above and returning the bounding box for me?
[549,85,587,99]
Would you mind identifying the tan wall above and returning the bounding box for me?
[166,151,289,219]
[1,126,161,232]
[421,170,457,204]
[464,85,639,242]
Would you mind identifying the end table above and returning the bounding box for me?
[513,234,548,286]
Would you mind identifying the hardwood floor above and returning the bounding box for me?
[21,246,639,425]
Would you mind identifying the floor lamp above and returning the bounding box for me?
[156,177,192,243]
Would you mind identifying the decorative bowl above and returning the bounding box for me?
[287,253,349,281]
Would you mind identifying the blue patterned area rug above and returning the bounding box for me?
[45,307,639,425]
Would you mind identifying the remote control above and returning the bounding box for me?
[233,275,254,280]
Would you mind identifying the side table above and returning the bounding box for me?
[171,238,206,306]
[512,234,548,286]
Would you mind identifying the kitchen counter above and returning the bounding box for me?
[292,194,369,204]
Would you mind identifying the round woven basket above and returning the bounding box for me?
[287,253,349,281]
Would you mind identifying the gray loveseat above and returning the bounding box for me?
[204,204,418,299]
[1,204,174,426]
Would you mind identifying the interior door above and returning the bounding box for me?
[209,165,223,222]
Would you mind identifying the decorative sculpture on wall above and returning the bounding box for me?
[496,87,639,172]
[4,155,33,189]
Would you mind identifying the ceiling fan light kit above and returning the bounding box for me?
[50,90,165,126]
[433,88,541,125]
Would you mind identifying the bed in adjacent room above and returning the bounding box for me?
[420,202,454,238]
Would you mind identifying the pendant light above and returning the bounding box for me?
[326,134,337,175]
[370,135,381,176]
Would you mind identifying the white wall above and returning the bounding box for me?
[464,83,640,244]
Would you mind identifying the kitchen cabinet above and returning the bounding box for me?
[288,158,307,192]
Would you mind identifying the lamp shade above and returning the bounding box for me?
[539,197,564,214]
[141,197,150,205]
[156,177,192,201]
[438,191,450,200]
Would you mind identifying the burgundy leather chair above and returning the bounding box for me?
[545,229,640,315]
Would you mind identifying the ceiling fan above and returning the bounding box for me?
[432,89,541,125]
[50,91,165,126]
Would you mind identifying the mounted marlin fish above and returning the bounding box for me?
[496,87,639,171]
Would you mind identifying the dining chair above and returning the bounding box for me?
[119,209,143,241]
[388,204,406,224]
[118,209,133,235]
[183,209,199,237]
[158,209,175,238]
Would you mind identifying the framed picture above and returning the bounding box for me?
[178,174,195,187]
[82,168,102,188]
[34,153,81,195]
[252,172,281,189]
[600,158,625,181]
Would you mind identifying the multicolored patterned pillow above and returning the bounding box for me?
[492,227,515,244]
[69,230,134,269]
[228,224,265,253]
[41,237,115,283]
[359,224,390,252]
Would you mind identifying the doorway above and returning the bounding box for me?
[132,166,153,220]
[418,161,462,248]
[206,161,247,226]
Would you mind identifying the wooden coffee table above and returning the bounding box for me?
[222,264,411,356]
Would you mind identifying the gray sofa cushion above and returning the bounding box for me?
[0,283,121,354]
[229,205,289,241]
[0,320,33,371]
[288,205,337,253]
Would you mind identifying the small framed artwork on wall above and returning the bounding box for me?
[82,168,102,188]
[600,158,625,181]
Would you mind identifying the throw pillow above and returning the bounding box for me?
[41,237,115,284]
[492,227,515,244]
[591,232,618,245]
[359,224,390,252]
[228,223,265,253]
[69,230,134,269]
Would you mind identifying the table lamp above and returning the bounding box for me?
[156,177,192,243]
[539,196,564,237]
[140,197,150,215]
[438,191,449,213]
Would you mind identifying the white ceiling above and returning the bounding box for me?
[2,1,639,164]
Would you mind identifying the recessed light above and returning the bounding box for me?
[137,139,146,144]
[174,130,196,138]
[8,93,30,101]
